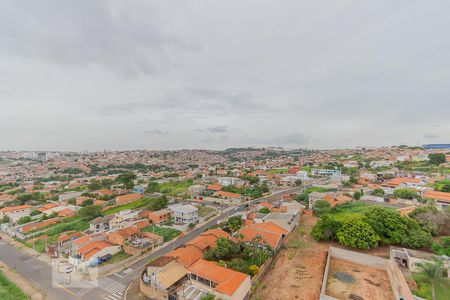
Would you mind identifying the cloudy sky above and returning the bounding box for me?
[1,0,449,151]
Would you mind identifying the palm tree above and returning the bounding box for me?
[416,258,444,300]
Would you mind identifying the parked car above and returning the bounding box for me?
[100,254,112,262]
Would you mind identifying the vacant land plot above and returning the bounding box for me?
[326,258,394,300]
[159,180,192,195]
[197,206,215,217]
[255,214,328,300]
[142,225,181,242]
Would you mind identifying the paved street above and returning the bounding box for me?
[0,186,307,300]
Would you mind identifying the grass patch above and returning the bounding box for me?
[159,180,192,195]
[412,272,450,300]
[0,270,29,300]
[101,250,131,265]
[103,198,152,215]
[266,168,288,174]
[142,225,181,242]
[197,206,215,217]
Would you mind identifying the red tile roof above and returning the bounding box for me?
[188,259,249,296]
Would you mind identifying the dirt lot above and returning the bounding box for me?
[255,214,329,300]
[326,258,394,300]
[254,213,392,300]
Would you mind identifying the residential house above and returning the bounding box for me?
[108,226,140,246]
[235,222,288,251]
[146,209,172,225]
[187,259,251,300]
[70,240,121,271]
[0,205,32,223]
[168,204,198,224]
[89,215,114,233]
[422,190,450,210]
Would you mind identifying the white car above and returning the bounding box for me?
[64,265,73,273]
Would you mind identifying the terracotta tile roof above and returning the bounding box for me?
[423,190,450,203]
[38,203,60,212]
[78,240,115,259]
[58,208,75,217]
[207,183,223,191]
[235,222,288,248]
[186,229,229,251]
[0,205,31,213]
[214,191,241,199]
[166,246,203,267]
[114,226,139,238]
[385,177,422,187]
[188,259,249,296]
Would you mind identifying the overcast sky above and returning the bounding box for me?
[1,0,449,151]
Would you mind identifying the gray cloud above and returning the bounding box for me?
[0,0,450,150]
[0,1,191,77]
[144,129,171,136]
[424,133,439,139]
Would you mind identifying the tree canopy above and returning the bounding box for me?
[428,153,446,165]
[336,217,380,249]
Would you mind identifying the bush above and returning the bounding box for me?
[393,188,418,199]
[314,200,331,216]
[431,236,450,256]
[311,214,341,241]
[371,188,385,197]
[409,206,450,236]
[402,229,432,249]
[258,207,270,214]
[336,217,380,249]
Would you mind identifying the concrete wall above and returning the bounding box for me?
[386,260,415,300]
[330,247,387,269]
[320,247,414,300]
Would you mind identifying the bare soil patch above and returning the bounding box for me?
[325,258,394,300]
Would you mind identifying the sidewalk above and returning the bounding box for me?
[0,232,52,264]
[124,278,147,300]
[0,260,46,300]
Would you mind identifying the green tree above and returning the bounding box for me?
[393,188,418,199]
[311,214,342,241]
[342,181,352,188]
[313,200,331,217]
[431,236,450,256]
[146,181,160,193]
[402,229,432,249]
[30,209,41,216]
[242,235,274,266]
[363,207,408,245]
[115,172,137,190]
[200,294,215,300]
[294,193,308,205]
[81,199,94,207]
[428,153,446,165]
[48,211,59,219]
[204,238,240,261]
[1,216,9,224]
[258,207,270,214]
[416,258,445,300]
[78,205,103,221]
[294,179,302,187]
[337,217,380,249]
[18,216,32,225]
[353,191,362,200]
[409,206,450,236]
[87,179,102,191]
[371,188,385,197]
[221,215,243,233]
[147,196,168,211]
[441,183,450,192]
